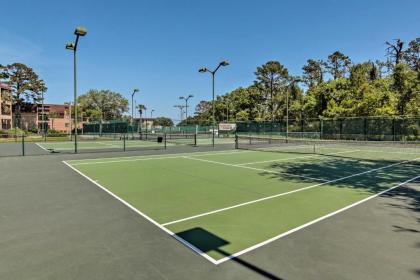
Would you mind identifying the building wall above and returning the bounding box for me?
[0,84,13,130]
[19,103,84,133]
[133,118,155,128]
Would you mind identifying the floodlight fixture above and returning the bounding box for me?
[220,60,229,66]
[65,43,75,50]
[74,26,87,36]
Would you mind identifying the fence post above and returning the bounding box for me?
[301,119,304,133]
[21,135,25,156]
[392,117,396,141]
[320,118,323,139]
[339,119,343,140]
[123,134,126,151]
[364,118,367,141]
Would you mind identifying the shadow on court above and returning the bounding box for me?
[381,182,420,234]
[255,157,420,194]
[382,181,420,278]
[176,227,284,280]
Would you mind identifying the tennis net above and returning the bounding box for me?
[139,132,197,146]
[235,135,420,161]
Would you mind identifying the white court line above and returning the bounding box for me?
[69,150,253,166]
[236,149,359,166]
[41,145,124,151]
[214,174,420,264]
[183,156,328,182]
[35,142,49,151]
[162,156,420,226]
[96,141,121,148]
[62,160,220,265]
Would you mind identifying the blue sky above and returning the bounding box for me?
[1,0,419,121]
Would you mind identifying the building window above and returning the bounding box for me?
[1,119,11,130]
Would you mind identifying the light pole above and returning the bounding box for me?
[66,26,87,154]
[150,109,155,130]
[144,107,147,133]
[68,102,72,137]
[131,88,139,131]
[174,105,185,123]
[199,60,229,147]
[41,90,46,140]
[179,94,193,124]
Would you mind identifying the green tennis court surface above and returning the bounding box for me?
[65,143,420,264]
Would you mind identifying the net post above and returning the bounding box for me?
[21,135,25,156]
[164,133,167,149]
[235,133,238,149]
[194,133,197,146]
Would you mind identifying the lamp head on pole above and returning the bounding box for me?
[74,26,87,36]
[198,67,209,73]
[65,42,75,50]
[219,60,229,67]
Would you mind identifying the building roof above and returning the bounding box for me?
[14,103,70,113]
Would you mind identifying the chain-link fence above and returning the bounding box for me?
[236,116,420,141]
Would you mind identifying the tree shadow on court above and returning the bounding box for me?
[380,182,420,237]
[255,156,419,195]
[380,180,420,227]
[382,185,420,213]
[176,227,284,280]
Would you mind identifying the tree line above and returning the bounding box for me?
[181,37,419,125]
[2,37,418,130]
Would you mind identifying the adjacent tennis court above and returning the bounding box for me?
[36,133,235,152]
[64,141,420,264]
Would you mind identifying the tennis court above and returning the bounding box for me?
[36,133,235,152]
[64,139,420,264]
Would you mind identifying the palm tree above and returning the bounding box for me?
[136,104,146,133]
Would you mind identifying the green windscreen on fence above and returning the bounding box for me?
[237,117,420,141]
[83,121,128,134]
